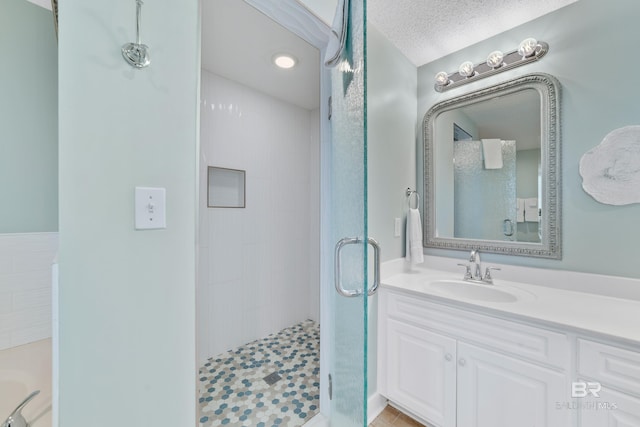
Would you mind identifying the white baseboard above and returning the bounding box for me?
[368,392,388,424]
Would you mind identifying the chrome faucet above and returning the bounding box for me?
[2,390,39,427]
[457,249,501,285]
[469,249,482,281]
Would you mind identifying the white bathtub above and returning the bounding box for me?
[0,339,52,427]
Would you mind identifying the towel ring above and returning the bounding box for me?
[406,188,420,209]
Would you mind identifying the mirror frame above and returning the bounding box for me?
[423,73,561,259]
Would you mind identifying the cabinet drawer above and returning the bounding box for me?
[578,339,640,395]
[384,289,569,368]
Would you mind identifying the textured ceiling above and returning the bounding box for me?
[198,0,580,110]
[368,0,579,66]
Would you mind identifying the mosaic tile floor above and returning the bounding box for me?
[198,320,320,427]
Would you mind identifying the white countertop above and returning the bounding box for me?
[381,258,640,345]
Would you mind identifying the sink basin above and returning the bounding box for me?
[427,279,533,303]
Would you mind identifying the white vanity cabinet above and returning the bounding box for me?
[577,339,640,427]
[385,318,456,426]
[456,342,568,427]
[378,287,572,427]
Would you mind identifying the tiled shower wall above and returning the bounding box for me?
[198,70,320,363]
[0,232,57,350]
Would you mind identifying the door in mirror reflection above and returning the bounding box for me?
[453,139,517,241]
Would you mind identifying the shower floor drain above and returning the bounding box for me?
[263,372,282,386]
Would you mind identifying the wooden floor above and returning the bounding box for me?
[369,406,427,427]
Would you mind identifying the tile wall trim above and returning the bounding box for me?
[0,232,58,350]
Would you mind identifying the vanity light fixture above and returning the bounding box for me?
[434,37,548,92]
[272,53,298,69]
[518,37,539,58]
[434,71,450,87]
[458,61,475,78]
[486,50,504,69]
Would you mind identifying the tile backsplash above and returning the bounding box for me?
[0,232,58,350]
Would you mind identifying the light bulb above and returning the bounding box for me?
[486,50,504,68]
[458,61,475,78]
[518,38,538,58]
[272,54,297,69]
[434,71,449,87]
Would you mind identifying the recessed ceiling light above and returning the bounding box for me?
[272,53,297,69]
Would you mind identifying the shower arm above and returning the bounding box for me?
[135,0,143,46]
[122,0,151,68]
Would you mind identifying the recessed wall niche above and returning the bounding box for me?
[207,166,246,208]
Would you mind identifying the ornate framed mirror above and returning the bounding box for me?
[423,73,561,258]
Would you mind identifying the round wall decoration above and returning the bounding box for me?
[580,125,640,205]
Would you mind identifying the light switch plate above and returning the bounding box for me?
[394,217,402,237]
[135,187,166,230]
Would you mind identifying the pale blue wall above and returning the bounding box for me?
[0,0,57,233]
[368,25,418,263]
[417,0,640,279]
[434,109,479,237]
[516,149,541,242]
[516,149,540,199]
[58,1,199,426]
[367,24,417,397]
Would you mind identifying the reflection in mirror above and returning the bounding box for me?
[447,89,541,243]
[0,0,58,234]
[424,73,561,258]
[0,2,57,427]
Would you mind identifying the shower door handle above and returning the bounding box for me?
[367,238,381,296]
[334,237,381,298]
[503,218,514,237]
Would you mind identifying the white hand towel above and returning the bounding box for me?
[525,198,540,222]
[481,139,503,169]
[516,198,525,223]
[324,0,349,67]
[405,208,424,265]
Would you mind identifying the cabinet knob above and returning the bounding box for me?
[458,358,466,367]
[445,353,453,361]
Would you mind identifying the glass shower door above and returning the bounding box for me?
[453,140,517,240]
[328,0,370,425]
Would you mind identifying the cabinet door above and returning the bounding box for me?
[457,342,570,427]
[580,386,640,427]
[386,319,457,427]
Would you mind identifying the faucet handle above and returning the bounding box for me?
[457,263,472,280]
[2,390,39,427]
[483,267,501,283]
